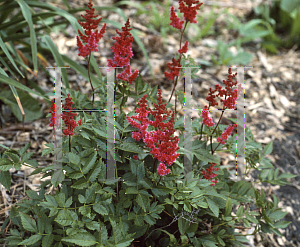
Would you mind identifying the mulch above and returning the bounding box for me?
[0,0,299,246]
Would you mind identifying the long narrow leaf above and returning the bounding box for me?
[0,68,24,125]
[0,35,24,78]
[0,56,19,81]
[15,0,38,74]
[43,35,70,89]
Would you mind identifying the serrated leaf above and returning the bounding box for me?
[236,206,244,217]
[136,193,149,212]
[262,142,273,157]
[194,149,220,164]
[125,187,139,194]
[238,183,251,196]
[246,215,258,224]
[68,153,80,165]
[206,198,219,217]
[242,218,251,228]
[277,173,297,180]
[274,220,291,229]
[269,210,288,221]
[19,212,38,233]
[93,203,108,215]
[0,158,13,171]
[71,178,89,189]
[42,234,54,247]
[86,221,100,231]
[118,142,144,154]
[25,190,40,200]
[144,214,156,225]
[178,217,190,235]
[225,198,232,217]
[62,233,97,246]
[18,234,42,245]
[54,210,74,226]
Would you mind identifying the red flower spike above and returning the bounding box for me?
[178,41,189,54]
[201,105,215,127]
[126,89,180,176]
[202,163,219,186]
[157,163,171,176]
[217,124,237,145]
[179,0,203,24]
[164,58,181,81]
[49,100,57,127]
[107,18,139,84]
[49,94,82,136]
[170,6,184,30]
[77,0,106,57]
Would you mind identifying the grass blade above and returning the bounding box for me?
[15,0,38,75]
[0,35,24,78]
[0,74,50,102]
[43,35,70,89]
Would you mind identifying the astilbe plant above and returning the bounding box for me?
[1,1,297,247]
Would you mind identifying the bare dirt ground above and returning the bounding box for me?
[1,0,299,246]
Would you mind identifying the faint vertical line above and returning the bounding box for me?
[236,66,252,181]
[184,67,193,178]
[106,68,115,181]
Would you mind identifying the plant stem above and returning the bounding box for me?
[69,135,71,152]
[168,22,188,105]
[210,108,225,154]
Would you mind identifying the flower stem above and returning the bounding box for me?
[69,135,71,152]
[168,22,188,105]
[210,108,225,154]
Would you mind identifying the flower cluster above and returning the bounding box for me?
[107,18,139,84]
[179,0,203,24]
[170,0,203,30]
[76,0,106,58]
[165,1,202,82]
[170,6,184,30]
[49,94,82,136]
[126,89,180,176]
[201,105,215,127]
[164,58,181,81]
[178,41,189,54]
[201,163,219,186]
[206,68,242,109]
[217,124,237,145]
[49,100,57,127]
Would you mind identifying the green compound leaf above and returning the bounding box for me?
[62,232,97,246]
